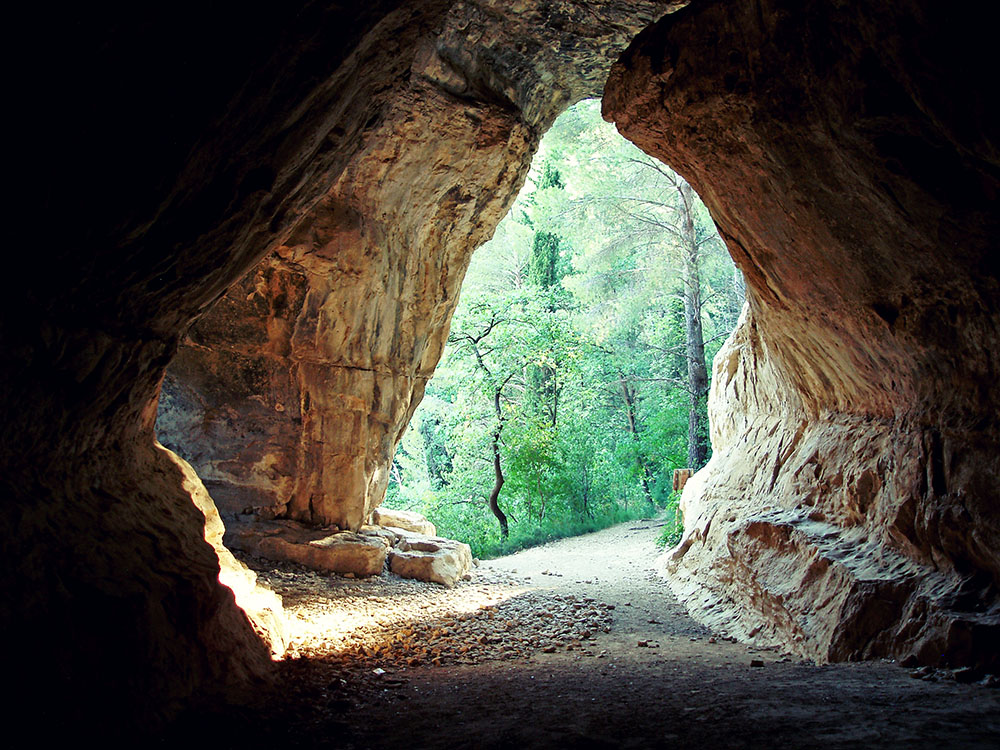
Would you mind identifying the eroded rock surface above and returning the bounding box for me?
[8,0,999,737]
[605,0,1000,669]
[389,529,474,587]
[373,507,438,536]
[228,521,392,577]
[157,0,680,531]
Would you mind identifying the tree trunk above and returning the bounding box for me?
[620,377,655,505]
[536,474,546,521]
[488,378,511,538]
[488,430,508,538]
[679,181,710,469]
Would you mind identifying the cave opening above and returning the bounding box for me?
[153,94,747,692]
[380,97,743,559]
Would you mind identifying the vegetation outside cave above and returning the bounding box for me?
[386,100,743,558]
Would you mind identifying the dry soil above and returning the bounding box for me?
[166,520,1000,749]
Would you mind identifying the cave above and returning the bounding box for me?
[4,0,998,739]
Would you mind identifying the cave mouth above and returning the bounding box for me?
[155,96,743,585]
[380,97,743,559]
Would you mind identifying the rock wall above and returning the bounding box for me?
[2,0,454,733]
[604,0,1000,669]
[157,0,679,530]
[4,0,679,734]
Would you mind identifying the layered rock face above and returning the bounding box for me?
[605,0,1000,669]
[157,0,679,530]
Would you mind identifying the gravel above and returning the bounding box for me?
[249,559,615,672]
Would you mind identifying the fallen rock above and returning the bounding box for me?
[227,520,389,577]
[388,530,472,587]
[372,507,437,536]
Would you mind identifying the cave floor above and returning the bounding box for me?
[169,521,1000,749]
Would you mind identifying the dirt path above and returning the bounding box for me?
[180,520,1000,749]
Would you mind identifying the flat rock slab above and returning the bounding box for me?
[227,520,389,577]
[388,529,472,587]
[371,507,437,536]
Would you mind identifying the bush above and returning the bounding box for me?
[656,490,684,548]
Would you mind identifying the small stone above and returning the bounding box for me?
[750,659,765,668]
[952,667,980,684]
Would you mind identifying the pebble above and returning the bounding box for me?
[251,556,615,672]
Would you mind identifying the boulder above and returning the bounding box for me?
[388,530,473,588]
[372,507,437,536]
[227,521,389,577]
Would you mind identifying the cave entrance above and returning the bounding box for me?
[380,98,743,561]
[152,97,743,666]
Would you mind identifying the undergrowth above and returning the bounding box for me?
[656,490,684,549]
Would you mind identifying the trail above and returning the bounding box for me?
[181,520,1000,749]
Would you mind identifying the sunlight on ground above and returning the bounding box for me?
[281,578,526,659]
[254,564,613,668]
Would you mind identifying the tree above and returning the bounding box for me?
[549,102,734,471]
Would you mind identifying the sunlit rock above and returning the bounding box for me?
[388,530,474,588]
[171,444,287,657]
[373,507,437,536]
[227,520,391,577]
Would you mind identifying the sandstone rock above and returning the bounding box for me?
[359,524,401,546]
[605,0,1000,670]
[175,444,287,658]
[228,521,389,577]
[388,530,473,587]
[372,507,437,536]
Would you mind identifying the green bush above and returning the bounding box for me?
[656,490,684,548]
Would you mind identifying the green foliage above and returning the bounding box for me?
[657,491,685,548]
[529,232,561,290]
[384,99,742,558]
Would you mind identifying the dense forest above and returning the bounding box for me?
[385,100,743,557]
